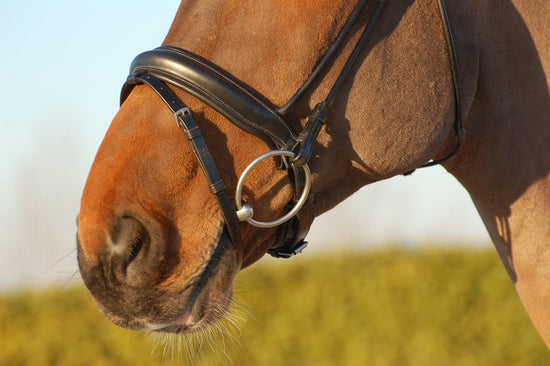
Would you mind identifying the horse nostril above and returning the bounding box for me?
[110,215,150,273]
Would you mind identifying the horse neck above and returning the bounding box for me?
[446,0,550,346]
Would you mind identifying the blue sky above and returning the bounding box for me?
[0,1,489,291]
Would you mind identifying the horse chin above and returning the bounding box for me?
[152,286,234,334]
[153,237,238,334]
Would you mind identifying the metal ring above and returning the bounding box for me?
[235,150,311,228]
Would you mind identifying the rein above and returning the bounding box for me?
[120,0,464,261]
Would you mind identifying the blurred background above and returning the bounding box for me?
[3,1,547,365]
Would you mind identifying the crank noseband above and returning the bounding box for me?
[122,62,316,260]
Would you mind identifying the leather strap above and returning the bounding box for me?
[122,74,243,266]
[121,47,297,151]
[268,194,315,258]
[404,0,465,174]
[278,0,369,115]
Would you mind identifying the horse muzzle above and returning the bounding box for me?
[77,213,238,333]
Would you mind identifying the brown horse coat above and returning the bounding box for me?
[78,0,550,346]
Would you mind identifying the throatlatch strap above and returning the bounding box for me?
[404,0,465,175]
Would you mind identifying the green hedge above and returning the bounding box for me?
[1,248,548,366]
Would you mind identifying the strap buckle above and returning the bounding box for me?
[291,102,328,167]
[268,241,308,258]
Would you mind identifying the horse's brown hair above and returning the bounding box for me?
[78,0,550,347]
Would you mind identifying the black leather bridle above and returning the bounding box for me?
[119,0,464,262]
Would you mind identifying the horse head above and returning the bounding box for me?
[77,0,463,334]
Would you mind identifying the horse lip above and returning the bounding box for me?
[152,317,205,334]
[142,311,195,333]
[151,290,233,334]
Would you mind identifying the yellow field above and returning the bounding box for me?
[1,248,549,366]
